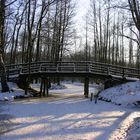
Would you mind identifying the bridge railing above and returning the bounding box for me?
[11,61,92,74]
[90,62,140,78]
[40,63,57,72]
[121,67,140,78]
[39,62,91,73]
[90,62,109,75]
[5,61,140,79]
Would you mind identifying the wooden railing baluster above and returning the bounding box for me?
[107,67,110,75]
[74,63,76,72]
[57,63,59,72]
[122,68,125,78]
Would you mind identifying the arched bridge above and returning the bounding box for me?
[5,61,140,97]
[6,61,140,79]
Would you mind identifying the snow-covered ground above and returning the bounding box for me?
[99,81,140,106]
[0,82,140,140]
[0,82,25,101]
[126,116,140,140]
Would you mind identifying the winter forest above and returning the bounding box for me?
[0,0,139,66]
[1,1,140,139]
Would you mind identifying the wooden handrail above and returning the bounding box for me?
[5,61,140,79]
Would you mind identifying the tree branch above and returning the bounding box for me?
[119,33,140,46]
[5,0,18,8]
[130,27,139,41]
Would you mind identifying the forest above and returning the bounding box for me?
[0,0,140,91]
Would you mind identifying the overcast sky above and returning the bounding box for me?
[74,0,90,32]
[77,0,90,18]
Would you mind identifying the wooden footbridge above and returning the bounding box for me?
[5,61,140,97]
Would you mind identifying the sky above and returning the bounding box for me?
[76,0,90,19]
[74,0,90,33]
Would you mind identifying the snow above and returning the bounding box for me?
[31,83,67,90]
[111,75,139,81]
[99,81,140,106]
[0,82,25,101]
[0,82,140,140]
[126,115,140,140]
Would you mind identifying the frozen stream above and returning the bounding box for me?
[0,84,139,140]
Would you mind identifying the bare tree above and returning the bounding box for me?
[0,0,10,92]
[128,0,140,34]
[0,52,9,92]
[35,0,50,62]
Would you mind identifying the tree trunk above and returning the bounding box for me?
[0,0,9,92]
[0,53,9,92]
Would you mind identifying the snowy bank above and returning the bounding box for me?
[0,82,26,101]
[99,81,140,106]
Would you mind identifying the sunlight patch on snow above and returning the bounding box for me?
[54,113,91,121]
[98,111,125,117]
[109,112,139,140]
[126,112,140,140]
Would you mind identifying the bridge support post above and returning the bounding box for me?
[84,77,89,98]
[40,78,43,97]
[25,77,29,95]
[43,79,46,97]
[42,78,49,97]
[46,78,49,97]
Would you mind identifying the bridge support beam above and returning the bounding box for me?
[43,79,46,97]
[84,77,89,98]
[45,78,49,97]
[41,78,49,97]
[40,78,43,97]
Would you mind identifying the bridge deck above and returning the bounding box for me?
[5,61,140,80]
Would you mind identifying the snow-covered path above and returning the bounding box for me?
[0,84,139,140]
